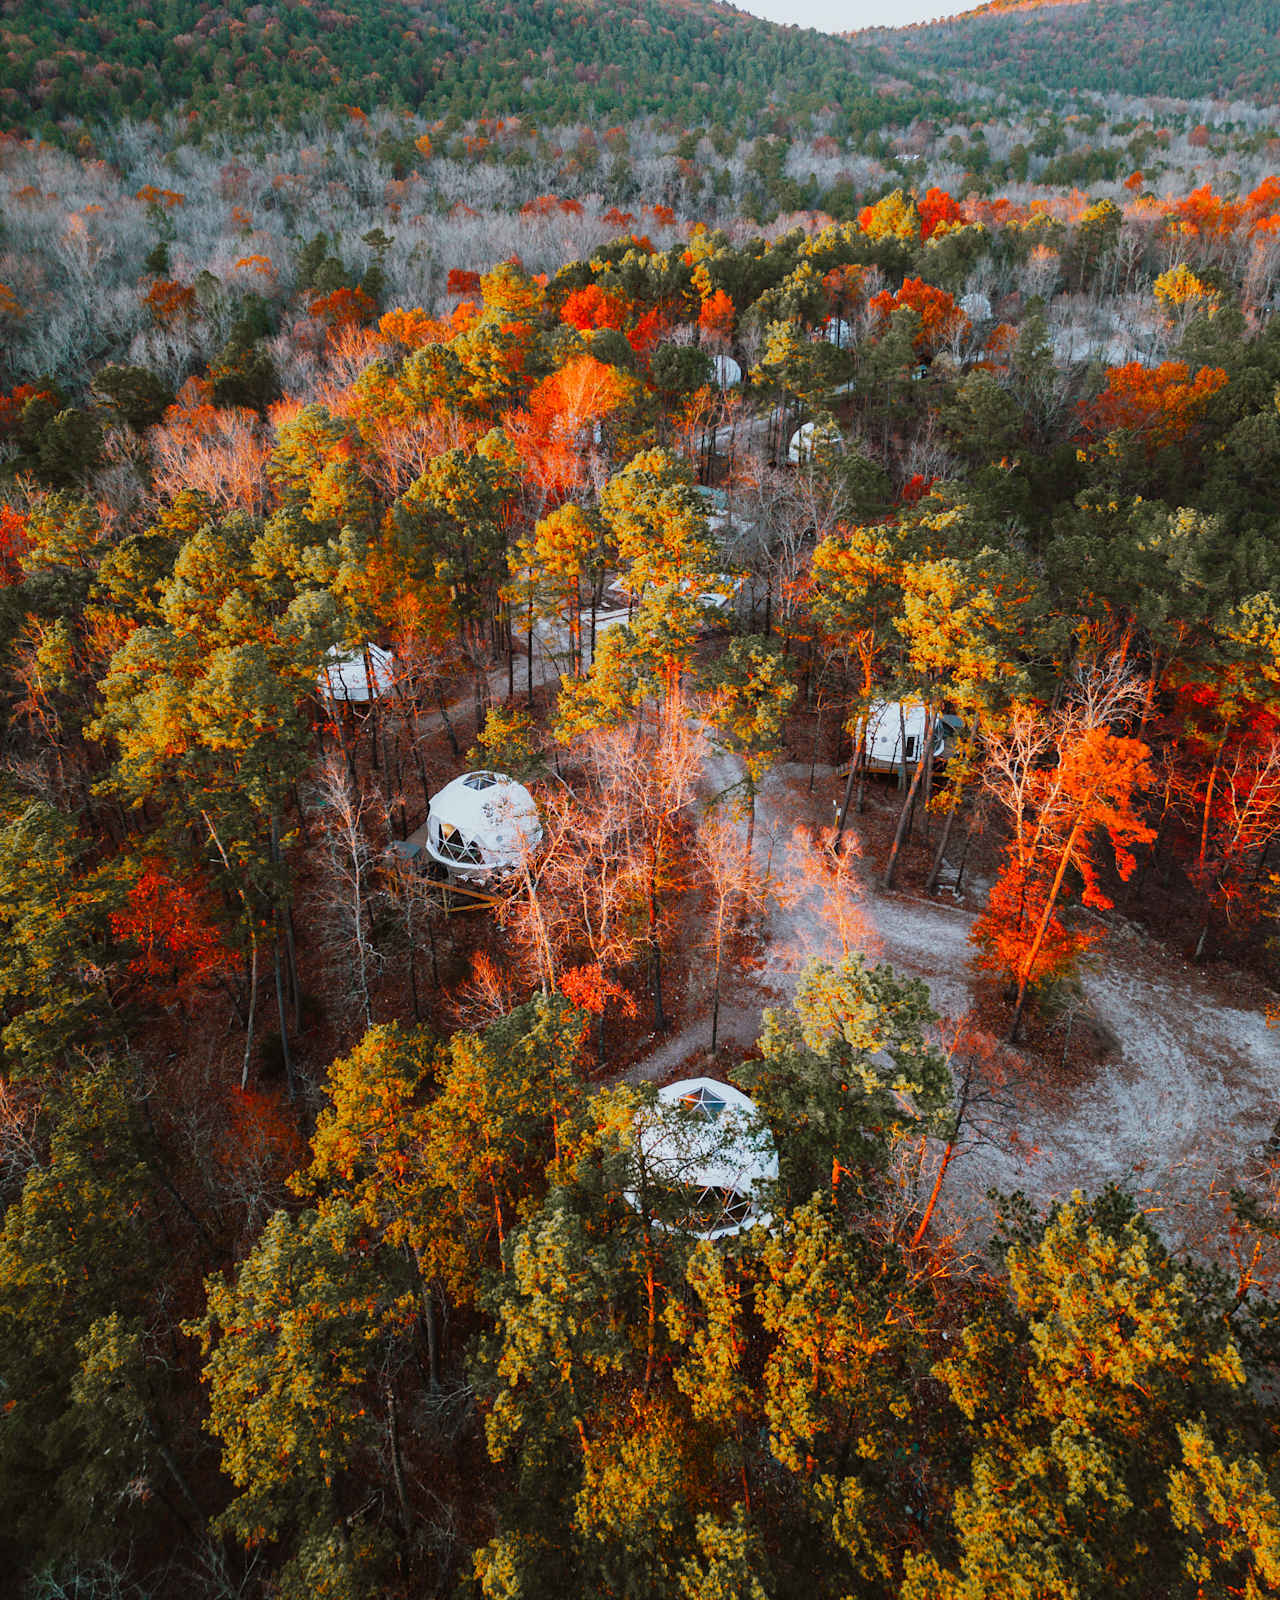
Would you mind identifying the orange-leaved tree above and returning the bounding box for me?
[971,662,1156,1041]
[560,282,629,333]
[697,288,736,344]
[0,505,26,586]
[1166,675,1280,962]
[1080,361,1229,453]
[868,278,969,357]
[309,286,377,331]
[142,279,196,324]
[918,187,964,241]
[111,854,239,1012]
[504,353,644,504]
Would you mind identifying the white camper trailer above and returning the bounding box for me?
[627,1078,778,1241]
[318,643,396,703]
[863,701,963,775]
[415,771,542,884]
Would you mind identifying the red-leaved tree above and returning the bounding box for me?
[971,664,1155,1041]
[111,856,239,1011]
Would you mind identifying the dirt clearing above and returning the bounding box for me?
[630,753,1280,1245]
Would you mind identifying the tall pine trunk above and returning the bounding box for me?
[240,931,258,1091]
[885,709,935,889]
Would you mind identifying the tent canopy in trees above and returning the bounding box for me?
[788,420,843,464]
[317,643,395,704]
[628,1077,779,1241]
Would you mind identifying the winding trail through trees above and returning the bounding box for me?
[629,753,1280,1245]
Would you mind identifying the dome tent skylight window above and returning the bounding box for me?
[627,1077,779,1242]
[682,1083,728,1119]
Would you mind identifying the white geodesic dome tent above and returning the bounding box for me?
[628,1078,778,1241]
[318,643,396,703]
[711,354,743,388]
[788,420,842,464]
[424,771,542,883]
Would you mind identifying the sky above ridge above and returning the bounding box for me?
[732,0,970,32]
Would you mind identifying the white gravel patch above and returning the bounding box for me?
[626,755,1280,1248]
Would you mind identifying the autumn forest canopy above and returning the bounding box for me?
[2,2,1280,1597]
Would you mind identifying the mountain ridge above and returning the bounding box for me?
[0,0,912,133]
[859,0,1280,105]
[2,0,1277,138]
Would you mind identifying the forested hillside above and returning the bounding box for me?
[6,0,1280,144]
[4,0,1280,1590]
[0,0,933,135]
[870,0,1280,105]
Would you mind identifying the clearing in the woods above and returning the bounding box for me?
[629,750,1280,1249]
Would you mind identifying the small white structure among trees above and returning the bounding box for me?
[787,420,842,464]
[864,700,963,774]
[629,1077,779,1241]
[822,316,853,348]
[317,643,396,703]
[419,770,542,883]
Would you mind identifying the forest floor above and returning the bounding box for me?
[628,752,1280,1254]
